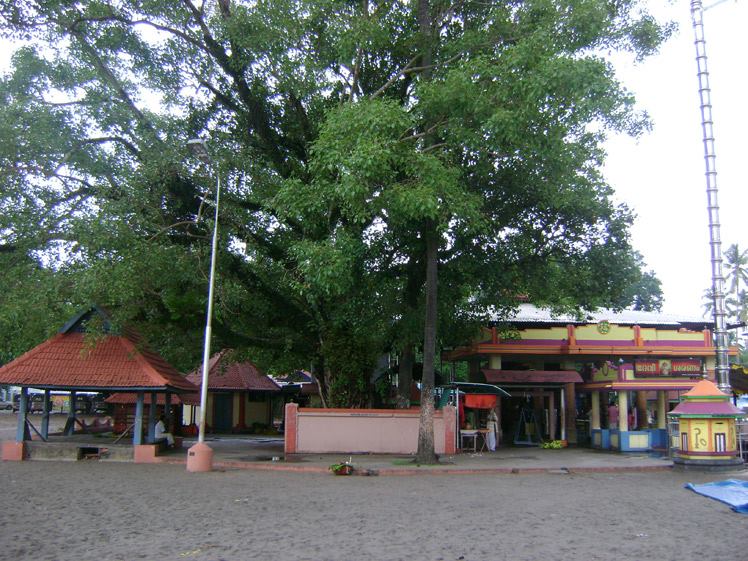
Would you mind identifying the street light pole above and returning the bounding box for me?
[690,0,731,392]
[186,138,220,471]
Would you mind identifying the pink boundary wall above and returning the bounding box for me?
[284,403,457,455]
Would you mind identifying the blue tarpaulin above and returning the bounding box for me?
[684,479,748,514]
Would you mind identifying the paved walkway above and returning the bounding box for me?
[158,436,678,475]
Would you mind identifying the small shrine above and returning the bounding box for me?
[668,380,746,471]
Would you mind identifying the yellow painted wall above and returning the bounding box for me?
[575,324,632,341]
[517,327,566,341]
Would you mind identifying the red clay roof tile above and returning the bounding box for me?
[0,332,195,392]
[186,350,280,392]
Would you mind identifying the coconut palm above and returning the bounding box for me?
[702,287,715,318]
[724,244,748,302]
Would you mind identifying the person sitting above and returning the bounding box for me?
[154,414,175,448]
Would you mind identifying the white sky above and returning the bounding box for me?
[605,0,748,317]
[1,2,745,318]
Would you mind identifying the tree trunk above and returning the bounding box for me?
[396,345,414,409]
[414,0,438,464]
[416,229,438,463]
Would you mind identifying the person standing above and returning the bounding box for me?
[486,408,499,452]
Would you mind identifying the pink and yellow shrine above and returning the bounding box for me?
[445,304,740,453]
[668,379,745,470]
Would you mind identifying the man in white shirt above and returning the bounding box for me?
[154,415,175,447]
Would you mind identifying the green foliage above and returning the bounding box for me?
[0,0,671,404]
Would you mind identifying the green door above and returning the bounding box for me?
[213,393,233,432]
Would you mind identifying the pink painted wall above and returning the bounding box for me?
[285,404,456,455]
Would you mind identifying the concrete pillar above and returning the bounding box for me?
[284,402,299,454]
[657,391,667,429]
[591,392,601,430]
[618,390,629,432]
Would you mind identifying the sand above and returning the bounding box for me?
[0,412,746,561]
[0,459,746,560]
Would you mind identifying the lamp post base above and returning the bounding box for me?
[186,441,214,472]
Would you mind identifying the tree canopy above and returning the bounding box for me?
[0,0,667,412]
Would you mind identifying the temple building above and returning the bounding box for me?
[445,304,739,452]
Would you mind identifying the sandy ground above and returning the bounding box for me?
[1,461,747,561]
[1,412,747,561]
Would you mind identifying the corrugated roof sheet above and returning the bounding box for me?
[491,303,710,327]
[0,332,196,392]
[186,350,281,392]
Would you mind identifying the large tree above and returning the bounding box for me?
[0,1,669,455]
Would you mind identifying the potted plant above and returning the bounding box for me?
[540,439,567,449]
[329,458,355,475]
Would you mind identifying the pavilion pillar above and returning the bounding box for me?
[134,392,145,445]
[16,388,29,442]
[590,392,601,430]
[64,390,77,436]
[618,390,629,432]
[657,391,668,429]
[41,389,51,439]
[147,391,157,443]
[165,392,172,428]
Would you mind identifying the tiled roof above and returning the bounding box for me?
[0,332,196,392]
[105,392,196,405]
[186,350,281,392]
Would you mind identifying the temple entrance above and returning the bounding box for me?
[500,390,562,446]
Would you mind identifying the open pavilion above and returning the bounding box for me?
[0,307,196,462]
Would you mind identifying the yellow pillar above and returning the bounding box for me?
[591,392,601,430]
[657,391,667,429]
[618,390,629,432]
[488,355,501,370]
[636,391,648,429]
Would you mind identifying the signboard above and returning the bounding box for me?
[634,359,702,378]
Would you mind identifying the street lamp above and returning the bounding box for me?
[186,138,220,472]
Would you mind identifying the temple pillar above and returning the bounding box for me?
[657,391,667,429]
[591,392,601,430]
[618,390,629,432]
[636,391,649,429]
[564,383,576,443]
[548,391,556,440]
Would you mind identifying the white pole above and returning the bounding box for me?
[197,169,220,443]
